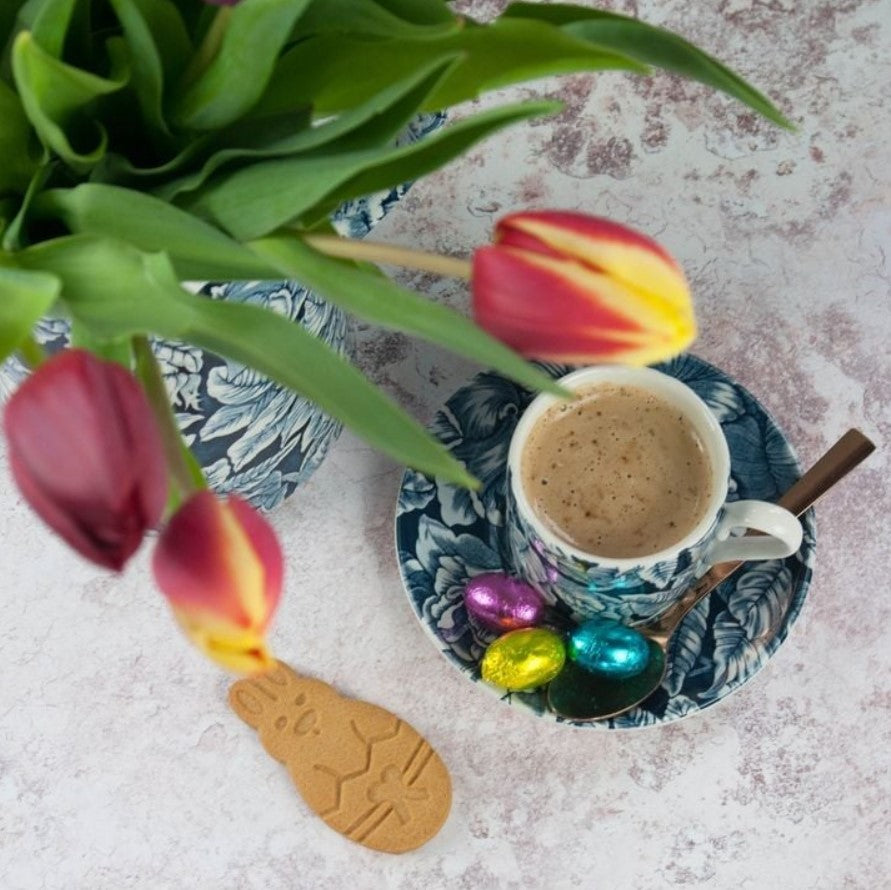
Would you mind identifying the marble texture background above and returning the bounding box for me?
[1,1,889,887]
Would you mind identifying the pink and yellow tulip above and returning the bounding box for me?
[471,211,696,365]
[3,349,167,570]
[152,491,283,673]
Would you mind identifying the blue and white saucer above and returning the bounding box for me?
[394,355,817,729]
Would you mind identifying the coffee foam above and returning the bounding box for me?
[520,383,712,558]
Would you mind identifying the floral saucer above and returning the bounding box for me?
[394,355,817,729]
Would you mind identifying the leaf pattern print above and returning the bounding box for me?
[704,563,792,698]
[656,355,745,423]
[431,371,531,527]
[406,515,501,665]
[665,597,710,697]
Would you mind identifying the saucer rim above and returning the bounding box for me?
[393,355,816,729]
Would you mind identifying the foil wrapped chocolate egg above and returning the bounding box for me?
[463,573,546,633]
[481,628,565,691]
[568,617,651,679]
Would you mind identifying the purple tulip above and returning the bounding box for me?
[3,349,168,570]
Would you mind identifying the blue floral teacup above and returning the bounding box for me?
[505,366,803,625]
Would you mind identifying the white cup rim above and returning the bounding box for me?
[508,365,731,569]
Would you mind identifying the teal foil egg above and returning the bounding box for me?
[568,618,651,679]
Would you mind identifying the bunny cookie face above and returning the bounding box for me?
[230,662,340,763]
[229,661,452,854]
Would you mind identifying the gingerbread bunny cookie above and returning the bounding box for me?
[229,660,451,853]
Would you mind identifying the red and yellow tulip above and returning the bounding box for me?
[471,211,696,365]
[3,349,167,570]
[152,492,283,673]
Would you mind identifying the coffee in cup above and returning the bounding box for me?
[519,383,713,558]
[505,366,804,624]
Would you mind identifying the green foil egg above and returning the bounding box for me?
[481,628,566,691]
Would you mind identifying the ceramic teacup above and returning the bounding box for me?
[505,366,803,624]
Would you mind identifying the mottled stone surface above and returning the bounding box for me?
[1,2,889,887]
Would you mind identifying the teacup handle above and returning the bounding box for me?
[706,500,803,565]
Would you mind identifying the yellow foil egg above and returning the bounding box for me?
[481,628,566,692]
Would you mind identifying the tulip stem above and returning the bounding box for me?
[133,336,206,502]
[302,234,473,281]
[17,334,46,369]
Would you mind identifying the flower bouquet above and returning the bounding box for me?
[0,0,788,670]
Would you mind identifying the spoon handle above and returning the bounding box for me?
[774,428,875,515]
[648,429,876,641]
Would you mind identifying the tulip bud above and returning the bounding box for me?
[152,491,283,673]
[471,211,696,365]
[3,349,167,570]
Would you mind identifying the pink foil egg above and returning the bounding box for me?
[463,573,546,633]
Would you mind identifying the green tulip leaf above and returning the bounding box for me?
[90,137,212,185]
[12,31,128,173]
[0,263,61,363]
[28,0,78,58]
[17,235,478,486]
[170,0,312,132]
[157,55,460,201]
[251,234,567,397]
[17,236,195,335]
[0,80,38,195]
[257,16,644,118]
[36,184,273,280]
[107,0,190,138]
[296,0,459,38]
[112,0,191,84]
[503,3,792,128]
[324,0,455,27]
[185,100,559,241]
[184,295,477,487]
[69,317,134,367]
[2,160,52,251]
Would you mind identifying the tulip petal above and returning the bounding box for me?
[472,211,696,366]
[170,607,274,673]
[153,492,276,627]
[472,246,696,365]
[498,212,692,315]
[152,491,283,673]
[3,349,167,569]
[227,495,283,623]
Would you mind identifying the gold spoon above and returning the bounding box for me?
[547,429,876,722]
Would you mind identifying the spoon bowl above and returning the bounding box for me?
[547,429,875,722]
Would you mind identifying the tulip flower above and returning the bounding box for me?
[471,211,697,365]
[152,491,283,673]
[3,349,167,570]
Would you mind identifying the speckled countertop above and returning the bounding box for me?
[1,2,889,888]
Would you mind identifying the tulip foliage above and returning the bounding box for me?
[0,0,791,671]
[0,0,789,487]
